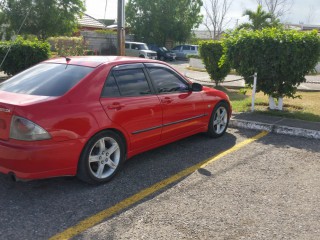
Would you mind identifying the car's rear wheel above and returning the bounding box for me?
[77,130,125,184]
[207,102,229,138]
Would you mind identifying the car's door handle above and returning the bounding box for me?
[161,97,173,104]
[107,103,125,110]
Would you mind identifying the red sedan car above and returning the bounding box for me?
[0,56,231,183]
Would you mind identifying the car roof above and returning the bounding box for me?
[44,56,161,68]
[174,44,198,47]
[125,41,146,44]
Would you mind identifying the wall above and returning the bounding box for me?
[80,31,134,55]
[315,63,320,73]
[189,58,205,70]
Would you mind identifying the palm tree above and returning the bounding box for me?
[238,5,277,30]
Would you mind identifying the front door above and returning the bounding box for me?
[146,64,206,140]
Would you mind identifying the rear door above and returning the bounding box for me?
[100,63,162,150]
[145,63,206,140]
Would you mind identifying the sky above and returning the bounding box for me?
[85,0,320,29]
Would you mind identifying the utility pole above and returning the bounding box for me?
[117,0,125,56]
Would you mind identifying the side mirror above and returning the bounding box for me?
[191,82,203,92]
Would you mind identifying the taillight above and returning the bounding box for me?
[10,116,51,141]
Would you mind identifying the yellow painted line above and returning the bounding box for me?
[50,131,269,240]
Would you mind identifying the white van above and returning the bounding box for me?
[125,41,157,59]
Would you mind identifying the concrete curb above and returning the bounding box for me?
[229,119,320,140]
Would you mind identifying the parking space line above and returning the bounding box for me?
[50,131,269,240]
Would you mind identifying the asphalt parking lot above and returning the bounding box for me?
[1,128,319,240]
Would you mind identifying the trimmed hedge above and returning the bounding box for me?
[199,40,231,86]
[223,28,320,98]
[0,37,51,76]
[48,36,89,56]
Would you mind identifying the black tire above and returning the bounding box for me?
[77,130,125,184]
[207,102,229,138]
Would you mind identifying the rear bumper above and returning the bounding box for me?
[0,138,86,180]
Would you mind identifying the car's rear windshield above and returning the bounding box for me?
[0,63,94,96]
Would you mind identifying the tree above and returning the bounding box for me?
[0,0,85,40]
[202,0,233,40]
[223,28,320,110]
[125,0,203,45]
[199,40,230,86]
[256,0,293,19]
[238,5,278,30]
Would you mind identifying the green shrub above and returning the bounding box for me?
[94,29,117,35]
[0,36,51,76]
[199,40,231,86]
[48,36,89,56]
[223,28,320,98]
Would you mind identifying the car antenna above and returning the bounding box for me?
[65,57,71,69]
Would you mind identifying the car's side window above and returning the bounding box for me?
[147,67,189,93]
[191,46,195,51]
[183,45,190,51]
[125,43,130,49]
[102,68,152,97]
[113,68,151,97]
[101,73,121,97]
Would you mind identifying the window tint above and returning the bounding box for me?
[148,67,189,93]
[102,74,121,97]
[172,46,180,50]
[0,63,93,96]
[183,45,190,50]
[113,68,151,96]
[125,43,130,48]
[190,46,195,51]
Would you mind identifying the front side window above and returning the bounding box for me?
[140,44,147,50]
[183,45,191,51]
[112,68,151,97]
[0,63,93,96]
[148,67,189,93]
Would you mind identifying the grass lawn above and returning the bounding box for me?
[216,86,320,122]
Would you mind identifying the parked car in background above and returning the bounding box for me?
[125,41,157,59]
[0,56,231,184]
[148,45,176,61]
[171,44,199,59]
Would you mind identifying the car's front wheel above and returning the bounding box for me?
[207,102,229,138]
[77,131,125,184]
